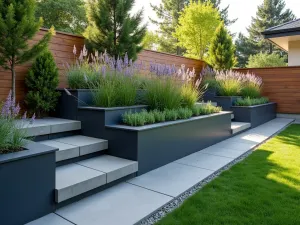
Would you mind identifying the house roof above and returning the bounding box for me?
[262,19,300,37]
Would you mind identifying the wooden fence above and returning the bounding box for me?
[235,67,300,114]
[2,29,300,114]
[0,29,206,103]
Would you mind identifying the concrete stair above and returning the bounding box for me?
[55,155,138,203]
[40,135,108,162]
[34,118,139,205]
[231,122,251,134]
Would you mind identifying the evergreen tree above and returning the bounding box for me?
[236,0,295,67]
[86,0,146,61]
[208,23,236,70]
[150,0,189,55]
[25,50,60,117]
[0,0,54,101]
[36,0,87,35]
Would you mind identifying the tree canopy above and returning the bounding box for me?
[36,0,87,35]
[235,0,295,67]
[174,1,221,59]
[0,0,53,101]
[247,52,287,68]
[85,0,146,61]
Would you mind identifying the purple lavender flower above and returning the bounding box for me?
[22,111,27,120]
[124,53,129,67]
[30,113,36,124]
[13,103,20,118]
[1,90,12,117]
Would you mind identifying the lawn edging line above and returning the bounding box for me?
[136,119,295,225]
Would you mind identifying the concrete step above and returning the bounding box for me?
[39,135,108,162]
[231,122,251,135]
[17,117,81,137]
[55,155,138,203]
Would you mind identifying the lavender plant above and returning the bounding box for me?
[215,70,244,96]
[0,91,35,154]
[240,72,263,98]
[200,66,218,89]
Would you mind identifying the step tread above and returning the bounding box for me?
[39,140,80,162]
[56,163,106,203]
[18,117,81,137]
[39,135,108,162]
[55,155,138,203]
[54,135,108,156]
[231,122,251,134]
[77,155,138,183]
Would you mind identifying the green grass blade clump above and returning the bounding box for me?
[235,97,269,106]
[145,77,182,111]
[177,108,193,119]
[181,83,199,109]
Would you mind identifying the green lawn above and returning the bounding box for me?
[157,124,300,225]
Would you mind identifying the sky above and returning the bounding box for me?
[133,0,300,36]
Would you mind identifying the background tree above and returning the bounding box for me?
[236,0,295,67]
[142,31,160,51]
[208,23,236,70]
[174,1,221,59]
[247,52,287,68]
[0,0,54,101]
[150,0,235,55]
[150,0,189,55]
[86,0,146,61]
[36,0,87,35]
[199,0,237,26]
[25,50,60,117]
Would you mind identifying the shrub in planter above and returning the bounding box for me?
[91,74,139,107]
[215,70,243,96]
[145,77,182,111]
[25,50,60,117]
[234,97,269,106]
[122,104,221,127]
[240,73,263,98]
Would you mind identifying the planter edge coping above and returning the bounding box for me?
[231,102,276,108]
[106,111,231,132]
[56,88,92,92]
[0,141,58,164]
[214,96,242,98]
[78,105,148,111]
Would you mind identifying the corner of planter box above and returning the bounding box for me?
[0,140,58,164]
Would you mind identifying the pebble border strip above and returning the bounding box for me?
[138,121,294,225]
[138,151,253,225]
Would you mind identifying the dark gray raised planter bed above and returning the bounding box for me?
[56,89,93,120]
[213,96,241,111]
[77,105,148,138]
[105,112,232,175]
[0,141,57,225]
[203,88,217,102]
[231,102,277,128]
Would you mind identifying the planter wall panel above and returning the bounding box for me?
[231,103,277,128]
[106,112,232,175]
[0,143,56,225]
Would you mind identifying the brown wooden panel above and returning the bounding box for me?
[235,67,300,114]
[0,29,206,105]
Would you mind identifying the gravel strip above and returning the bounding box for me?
[138,150,253,225]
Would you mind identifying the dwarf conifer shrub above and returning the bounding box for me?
[25,50,60,117]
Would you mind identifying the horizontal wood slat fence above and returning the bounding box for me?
[1,29,299,114]
[0,29,206,104]
[235,67,300,114]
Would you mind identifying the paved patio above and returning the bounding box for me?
[27,118,293,225]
